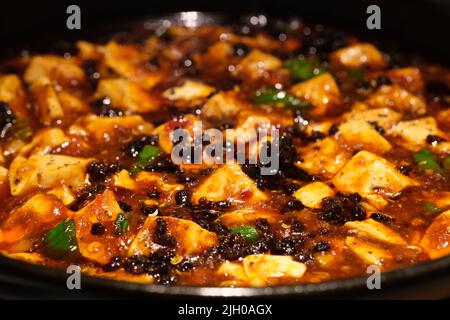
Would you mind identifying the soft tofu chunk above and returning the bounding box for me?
[75,190,121,225]
[76,41,102,60]
[47,186,76,206]
[243,255,307,285]
[95,78,160,113]
[229,109,293,143]
[103,41,162,89]
[366,84,426,115]
[152,114,198,154]
[305,120,335,136]
[30,78,64,125]
[236,109,294,130]
[290,73,341,115]
[218,254,307,287]
[82,266,154,284]
[218,208,282,226]
[293,182,335,209]
[296,137,352,178]
[387,67,424,94]
[112,170,183,205]
[0,74,29,119]
[128,216,218,257]
[112,169,137,190]
[237,49,282,80]
[163,80,215,106]
[345,219,407,245]
[345,236,392,265]
[24,55,85,86]
[103,41,145,68]
[29,78,87,125]
[201,91,249,121]
[338,119,392,154]
[420,210,450,259]
[390,117,447,151]
[19,128,70,157]
[74,190,123,264]
[75,114,154,142]
[192,162,267,204]
[9,154,91,196]
[0,194,69,246]
[194,41,234,76]
[331,151,418,208]
[343,106,401,131]
[330,43,386,69]
[57,91,88,114]
[0,74,25,104]
[217,261,248,286]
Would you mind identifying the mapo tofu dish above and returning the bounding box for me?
[0,18,449,287]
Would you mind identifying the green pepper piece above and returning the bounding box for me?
[413,148,444,174]
[230,225,260,241]
[252,88,311,109]
[114,213,128,235]
[284,57,325,81]
[423,202,441,213]
[44,219,79,260]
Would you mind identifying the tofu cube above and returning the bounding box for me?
[330,43,386,69]
[331,151,418,208]
[338,119,392,154]
[293,182,335,209]
[290,73,341,115]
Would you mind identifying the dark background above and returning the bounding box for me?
[0,0,449,63]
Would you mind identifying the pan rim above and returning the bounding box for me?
[1,252,450,297]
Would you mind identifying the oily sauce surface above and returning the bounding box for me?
[0,18,449,287]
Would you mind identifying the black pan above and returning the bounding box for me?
[1,250,450,299]
[0,1,449,299]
